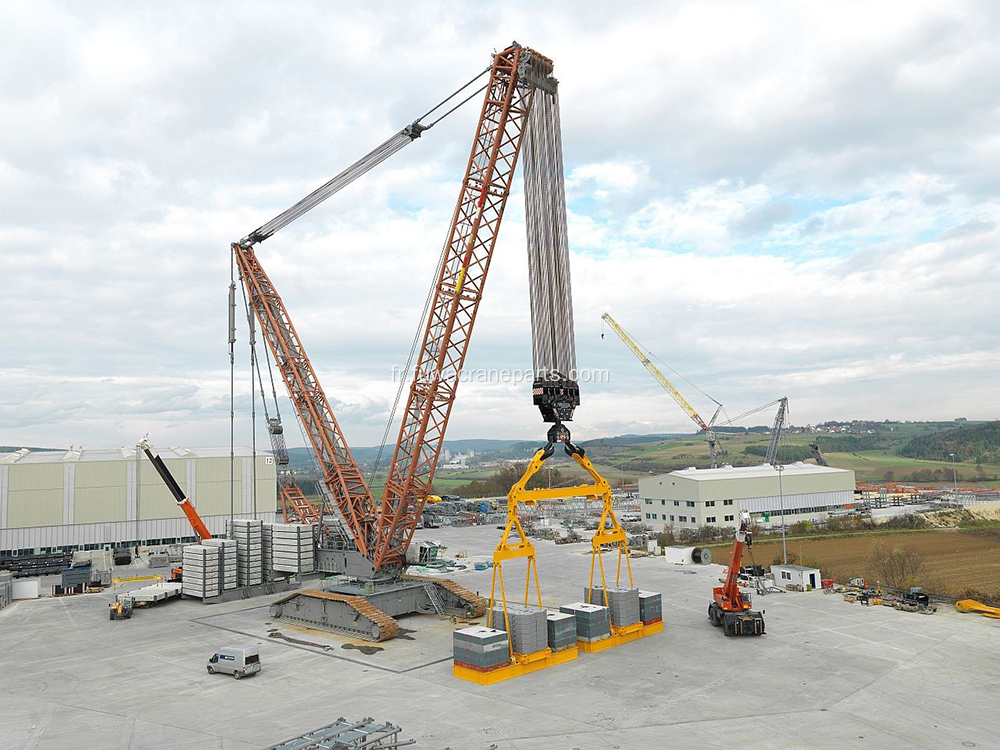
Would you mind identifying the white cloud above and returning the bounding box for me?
[1,0,998,453]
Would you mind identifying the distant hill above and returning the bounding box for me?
[579,432,691,448]
[287,439,526,470]
[0,446,63,453]
[900,421,1000,463]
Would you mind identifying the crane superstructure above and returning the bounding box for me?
[718,396,789,466]
[233,43,569,640]
[708,509,765,636]
[601,313,723,467]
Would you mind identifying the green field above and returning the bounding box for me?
[295,421,1000,497]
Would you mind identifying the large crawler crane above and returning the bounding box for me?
[232,43,560,640]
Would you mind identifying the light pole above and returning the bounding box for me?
[949,453,957,490]
[776,463,787,564]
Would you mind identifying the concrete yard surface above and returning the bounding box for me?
[1,525,998,749]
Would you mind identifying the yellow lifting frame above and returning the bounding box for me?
[490,439,636,659]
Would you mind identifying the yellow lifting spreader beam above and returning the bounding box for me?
[490,432,657,654]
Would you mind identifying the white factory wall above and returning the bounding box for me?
[640,463,856,530]
[0,448,277,553]
[0,512,278,554]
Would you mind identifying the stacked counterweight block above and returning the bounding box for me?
[228,519,263,586]
[202,538,237,591]
[584,585,641,628]
[489,603,548,655]
[269,522,315,574]
[181,544,221,599]
[453,626,510,673]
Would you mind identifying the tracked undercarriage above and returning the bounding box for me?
[269,570,486,642]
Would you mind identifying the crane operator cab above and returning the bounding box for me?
[207,646,261,679]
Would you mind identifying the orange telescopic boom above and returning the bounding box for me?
[138,438,212,541]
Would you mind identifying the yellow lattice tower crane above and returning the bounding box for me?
[602,312,723,468]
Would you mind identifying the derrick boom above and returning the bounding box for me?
[233,243,374,553]
[370,44,544,571]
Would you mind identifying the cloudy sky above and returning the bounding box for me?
[1,0,998,452]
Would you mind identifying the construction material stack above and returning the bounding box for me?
[639,590,663,626]
[262,523,273,579]
[546,611,577,652]
[203,538,237,591]
[490,603,548,655]
[452,626,510,675]
[229,519,264,586]
[182,545,221,599]
[270,522,314,574]
[560,602,611,644]
[585,585,640,629]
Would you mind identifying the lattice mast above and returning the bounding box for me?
[233,244,375,552]
[234,43,558,574]
[372,45,552,571]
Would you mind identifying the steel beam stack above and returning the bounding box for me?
[203,538,237,591]
[270,522,314,574]
[490,602,548,654]
[181,545,221,599]
[452,626,510,673]
[228,519,263,586]
[546,611,576,651]
[584,585,641,628]
[560,602,611,642]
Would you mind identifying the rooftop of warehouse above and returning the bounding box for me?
[657,461,851,481]
[0,446,271,464]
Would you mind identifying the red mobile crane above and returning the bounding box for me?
[138,438,212,582]
[709,509,766,636]
[232,43,559,640]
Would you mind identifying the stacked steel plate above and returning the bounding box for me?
[546,611,577,651]
[181,544,221,599]
[490,602,548,654]
[638,590,663,625]
[559,602,611,642]
[452,626,510,673]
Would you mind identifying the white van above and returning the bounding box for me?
[207,646,261,679]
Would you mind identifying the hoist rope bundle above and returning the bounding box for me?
[523,81,577,388]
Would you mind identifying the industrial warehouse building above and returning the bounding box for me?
[639,462,856,530]
[0,447,276,555]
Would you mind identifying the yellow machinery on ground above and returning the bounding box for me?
[956,599,1000,619]
[109,595,134,621]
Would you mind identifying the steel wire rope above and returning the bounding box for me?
[367,201,459,490]
[242,68,490,246]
